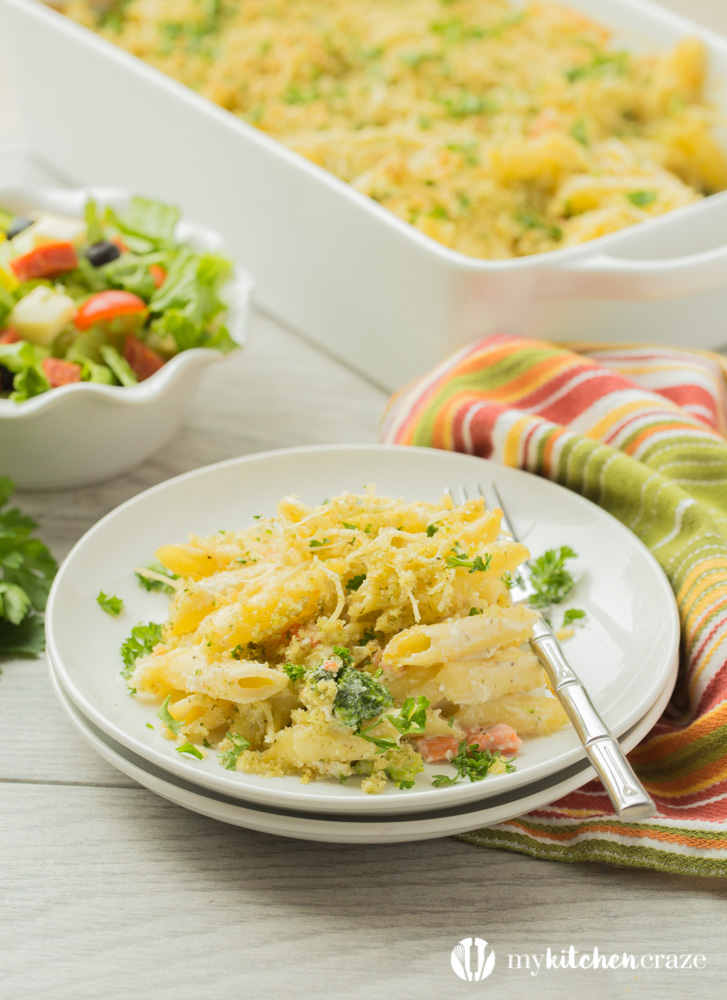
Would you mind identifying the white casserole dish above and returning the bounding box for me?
[2,0,727,391]
[0,185,252,491]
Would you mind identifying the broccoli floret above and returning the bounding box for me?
[384,743,424,788]
[351,760,375,777]
[305,646,394,729]
[333,664,394,729]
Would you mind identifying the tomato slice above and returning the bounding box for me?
[10,242,79,282]
[123,333,165,381]
[75,290,148,331]
[149,264,167,289]
[0,328,20,344]
[42,357,82,387]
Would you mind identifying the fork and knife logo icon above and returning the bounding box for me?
[451,937,496,982]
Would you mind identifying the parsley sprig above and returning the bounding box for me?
[119,621,163,679]
[0,476,57,657]
[445,543,492,573]
[282,662,306,682]
[386,696,429,736]
[218,732,251,770]
[135,561,179,593]
[432,739,516,786]
[157,695,181,736]
[356,695,430,752]
[528,546,577,608]
[97,591,124,616]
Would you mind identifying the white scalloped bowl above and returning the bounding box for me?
[0,185,253,491]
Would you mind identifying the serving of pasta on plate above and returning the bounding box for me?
[124,488,568,793]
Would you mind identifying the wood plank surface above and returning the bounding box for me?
[3,784,726,1000]
[2,3,727,998]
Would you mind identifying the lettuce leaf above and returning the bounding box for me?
[80,359,115,384]
[84,198,105,245]
[99,344,138,386]
[0,341,50,401]
[0,285,14,327]
[107,196,180,251]
[147,246,235,352]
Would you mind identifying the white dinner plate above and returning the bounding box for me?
[49,652,677,843]
[46,444,680,816]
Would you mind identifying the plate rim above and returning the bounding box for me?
[46,443,682,815]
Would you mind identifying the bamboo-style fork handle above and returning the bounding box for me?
[448,481,657,822]
[529,617,656,821]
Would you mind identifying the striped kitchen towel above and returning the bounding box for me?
[381,334,727,877]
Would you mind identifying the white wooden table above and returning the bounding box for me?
[2,4,727,997]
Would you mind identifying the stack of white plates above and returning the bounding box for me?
[47,446,679,844]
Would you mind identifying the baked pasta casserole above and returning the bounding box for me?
[69,0,727,259]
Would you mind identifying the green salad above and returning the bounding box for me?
[0,196,237,402]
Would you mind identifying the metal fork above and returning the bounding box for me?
[448,483,656,822]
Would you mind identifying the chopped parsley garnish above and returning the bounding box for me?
[385,696,429,736]
[468,607,483,616]
[528,546,577,608]
[361,626,376,644]
[570,119,588,146]
[119,621,163,679]
[341,522,359,530]
[282,662,306,682]
[563,608,587,627]
[441,89,494,117]
[446,141,479,165]
[627,190,657,208]
[445,545,492,573]
[355,725,398,753]
[400,51,439,69]
[309,538,330,548]
[218,732,251,770]
[332,645,354,667]
[176,742,203,759]
[96,591,124,616]
[356,696,429,752]
[157,695,181,736]
[135,561,179,593]
[426,524,439,537]
[566,51,629,83]
[432,739,516,786]
[346,573,366,592]
[398,780,415,790]
[516,212,563,241]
